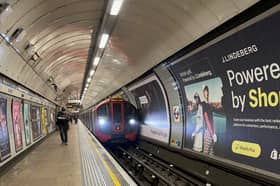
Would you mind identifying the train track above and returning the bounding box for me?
[108,145,206,186]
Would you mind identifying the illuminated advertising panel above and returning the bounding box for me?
[12,100,23,152]
[23,103,31,146]
[0,97,10,161]
[31,105,41,140]
[41,107,47,135]
[168,12,280,174]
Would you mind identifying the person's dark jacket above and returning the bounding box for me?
[56,111,69,130]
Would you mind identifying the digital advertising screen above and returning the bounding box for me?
[0,97,10,161]
[168,12,280,174]
[36,107,41,137]
[41,107,47,136]
[31,105,41,141]
[12,100,23,152]
[44,108,48,133]
[50,110,56,131]
[23,103,31,146]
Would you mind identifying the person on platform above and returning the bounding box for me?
[56,107,69,145]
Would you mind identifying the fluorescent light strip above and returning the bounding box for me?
[110,0,124,15]
[93,57,100,66]
[87,77,91,83]
[89,69,95,76]
[99,34,109,48]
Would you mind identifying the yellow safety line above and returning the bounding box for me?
[87,135,122,186]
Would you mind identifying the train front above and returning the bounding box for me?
[96,99,139,143]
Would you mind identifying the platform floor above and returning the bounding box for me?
[0,122,136,186]
[0,124,82,186]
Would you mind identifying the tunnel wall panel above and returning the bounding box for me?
[128,75,170,144]
[154,66,184,149]
[0,42,57,102]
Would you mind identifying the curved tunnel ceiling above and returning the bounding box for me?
[0,0,258,108]
[0,0,105,103]
[82,0,259,108]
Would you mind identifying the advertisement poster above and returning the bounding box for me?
[168,12,280,174]
[44,108,49,133]
[31,105,41,140]
[0,97,10,161]
[50,110,55,131]
[12,100,23,152]
[129,76,170,143]
[23,103,31,146]
[41,107,47,136]
[45,108,49,133]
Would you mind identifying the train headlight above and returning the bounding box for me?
[129,118,136,125]
[98,117,107,127]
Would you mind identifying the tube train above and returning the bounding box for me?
[80,98,139,143]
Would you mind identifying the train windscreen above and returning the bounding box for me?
[97,103,111,133]
[113,103,122,126]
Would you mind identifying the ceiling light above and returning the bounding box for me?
[110,0,124,15]
[0,3,12,26]
[99,33,109,48]
[10,27,26,43]
[85,83,89,88]
[93,57,100,66]
[0,3,11,15]
[89,69,95,76]
[87,77,91,83]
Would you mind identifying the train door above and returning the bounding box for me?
[111,101,124,134]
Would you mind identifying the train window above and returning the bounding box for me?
[113,103,122,125]
[97,104,109,116]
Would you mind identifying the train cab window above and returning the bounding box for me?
[113,103,122,125]
[97,103,109,116]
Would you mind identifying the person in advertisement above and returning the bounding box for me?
[201,85,218,155]
[56,107,70,145]
[192,93,204,152]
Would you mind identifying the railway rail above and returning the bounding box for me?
[108,145,207,186]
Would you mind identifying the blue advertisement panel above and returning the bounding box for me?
[0,97,10,161]
[168,12,280,174]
